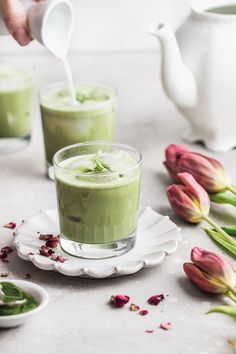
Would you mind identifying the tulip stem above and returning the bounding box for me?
[226,288,236,303]
[202,215,236,246]
[227,185,236,195]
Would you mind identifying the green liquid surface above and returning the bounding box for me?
[40,84,116,164]
[55,151,141,244]
[206,6,236,14]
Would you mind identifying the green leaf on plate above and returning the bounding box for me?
[0,282,38,316]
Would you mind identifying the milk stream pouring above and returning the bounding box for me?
[0,0,77,104]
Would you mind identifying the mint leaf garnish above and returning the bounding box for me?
[73,156,113,174]
[92,157,113,173]
[76,93,86,103]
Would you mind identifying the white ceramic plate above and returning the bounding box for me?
[12,207,182,278]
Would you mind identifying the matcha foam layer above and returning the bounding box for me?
[40,83,115,111]
[0,65,33,92]
[56,150,140,188]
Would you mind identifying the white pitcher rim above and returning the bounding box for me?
[191,0,236,19]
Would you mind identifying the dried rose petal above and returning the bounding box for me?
[145,330,154,333]
[4,222,16,229]
[139,309,148,316]
[0,246,13,262]
[50,255,57,261]
[23,273,31,279]
[0,251,8,259]
[39,234,54,241]
[51,255,66,263]
[0,272,9,277]
[130,303,140,311]
[160,322,172,330]
[39,245,55,257]
[1,246,13,255]
[148,294,165,306]
[110,295,130,308]
[45,236,60,248]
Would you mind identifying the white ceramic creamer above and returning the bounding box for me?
[149,0,236,152]
[0,0,74,58]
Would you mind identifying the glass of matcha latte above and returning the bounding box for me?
[53,142,142,259]
[40,82,117,179]
[0,63,34,154]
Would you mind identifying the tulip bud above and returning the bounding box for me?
[164,144,232,193]
[177,152,231,193]
[183,247,236,294]
[167,172,210,223]
[164,144,189,182]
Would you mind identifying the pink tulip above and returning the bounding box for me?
[167,172,210,223]
[164,144,189,182]
[184,247,236,294]
[164,144,232,193]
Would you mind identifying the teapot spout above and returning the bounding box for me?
[148,22,197,108]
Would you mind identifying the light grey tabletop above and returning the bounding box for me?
[0,53,236,354]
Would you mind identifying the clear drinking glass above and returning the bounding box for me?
[40,82,117,179]
[0,63,34,154]
[53,142,142,259]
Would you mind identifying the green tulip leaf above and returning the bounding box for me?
[210,191,236,207]
[205,229,236,257]
[207,305,236,318]
[221,225,236,237]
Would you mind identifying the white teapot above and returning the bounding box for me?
[149,0,236,152]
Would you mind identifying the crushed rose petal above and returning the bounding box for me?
[130,303,140,311]
[45,236,60,248]
[110,295,130,308]
[39,233,54,241]
[1,246,13,255]
[145,330,154,333]
[39,245,55,257]
[0,272,9,277]
[51,255,66,263]
[148,294,165,306]
[160,322,172,330]
[23,273,31,279]
[4,222,16,229]
[0,246,13,262]
[139,309,148,316]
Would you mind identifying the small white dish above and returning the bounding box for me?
[13,207,182,278]
[0,280,49,328]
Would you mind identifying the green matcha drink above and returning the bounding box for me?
[0,64,34,154]
[40,82,117,179]
[53,142,142,259]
